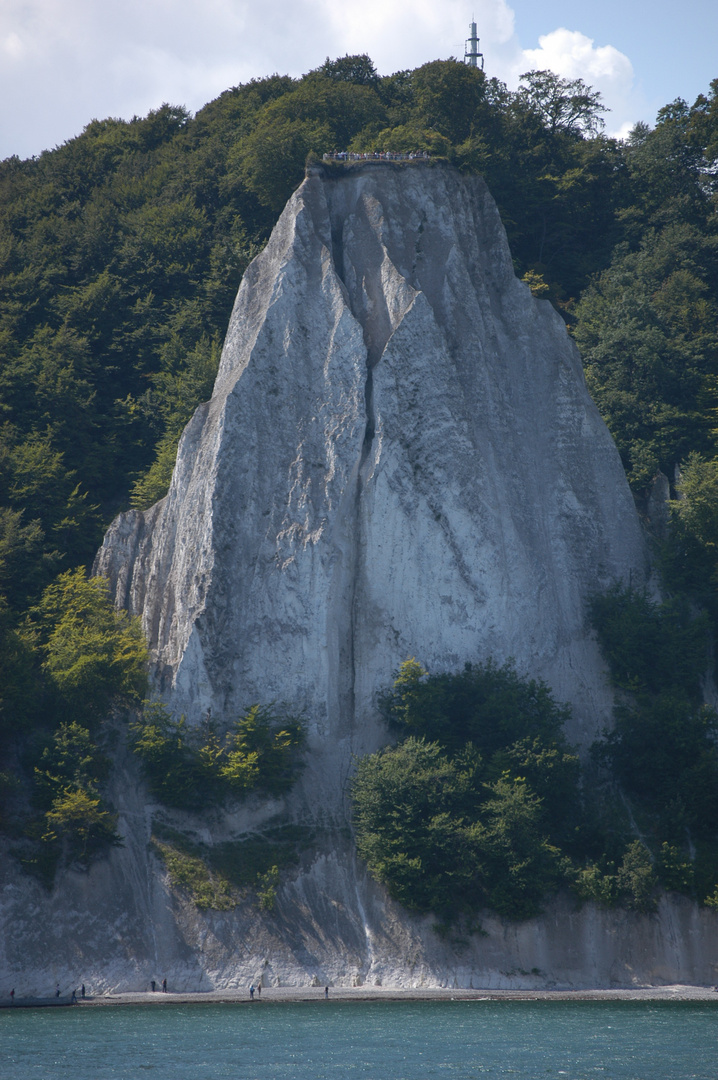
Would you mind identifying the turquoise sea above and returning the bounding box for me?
[2,1000,717,1080]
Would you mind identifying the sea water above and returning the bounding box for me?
[2,999,717,1080]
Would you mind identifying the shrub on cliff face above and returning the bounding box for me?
[353,653,709,921]
[352,738,486,914]
[353,661,579,921]
[130,701,305,808]
[128,705,204,808]
[18,721,121,880]
[379,658,572,755]
[588,584,708,698]
[149,822,309,912]
[661,453,718,633]
[42,787,121,863]
[573,841,658,912]
[379,658,580,843]
[220,704,305,795]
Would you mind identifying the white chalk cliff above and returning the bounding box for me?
[7,163,717,995]
[97,162,645,773]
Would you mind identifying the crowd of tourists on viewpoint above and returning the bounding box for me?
[323,150,432,161]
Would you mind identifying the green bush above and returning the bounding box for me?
[380,658,580,843]
[257,865,281,911]
[354,652,713,920]
[130,701,304,808]
[572,862,619,906]
[43,787,121,864]
[588,584,708,698]
[479,775,566,919]
[353,735,570,921]
[594,696,718,832]
[24,567,149,727]
[128,704,205,808]
[30,721,120,867]
[380,657,572,756]
[4,569,148,876]
[33,721,110,808]
[661,454,718,633]
[657,842,695,894]
[353,738,486,915]
[151,823,309,911]
[616,841,657,913]
[354,661,580,921]
[151,837,236,911]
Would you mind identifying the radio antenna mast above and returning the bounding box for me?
[464,20,484,70]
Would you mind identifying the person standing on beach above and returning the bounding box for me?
[162,978,167,993]
[324,986,329,998]
[250,984,255,999]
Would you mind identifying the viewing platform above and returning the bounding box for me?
[323,151,431,162]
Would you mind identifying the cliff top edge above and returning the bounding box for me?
[305,157,455,181]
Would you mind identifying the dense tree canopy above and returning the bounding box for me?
[589,584,718,900]
[354,659,670,921]
[129,701,304,809]
[1,569,147,879]
[353,735,565,920]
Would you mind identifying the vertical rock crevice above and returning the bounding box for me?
[325,185,418,757]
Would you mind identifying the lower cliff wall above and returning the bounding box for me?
[2,758,717,994]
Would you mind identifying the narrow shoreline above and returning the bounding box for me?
[68,984,718,1006]
[5,984,718,1010]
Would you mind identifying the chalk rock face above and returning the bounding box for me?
[96,162,646,805]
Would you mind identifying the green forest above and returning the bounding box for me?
[1,53,718,916]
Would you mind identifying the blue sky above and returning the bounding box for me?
[507,0,717,123]
[1,0,716,160]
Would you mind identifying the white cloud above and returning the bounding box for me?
[313,0,515,65]
[519,28,633,89]
[2,31,25,59]
[469,0,515,47]
[510,28,636,137]
[612,120,636,143]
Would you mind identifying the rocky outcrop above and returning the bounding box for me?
[96,162,645,794]
[5,162,693,997]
